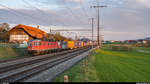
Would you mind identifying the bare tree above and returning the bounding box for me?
[0,23,10,33]
[0,23,10,40]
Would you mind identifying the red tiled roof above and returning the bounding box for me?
[10,24,47,39]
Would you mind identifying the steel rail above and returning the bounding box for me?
[0,47,91,82]
[0,47,87,73]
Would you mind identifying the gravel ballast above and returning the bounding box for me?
[24,49,94,82]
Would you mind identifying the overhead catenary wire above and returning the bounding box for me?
[0,5,22,17]
[22,0,48,16]
[0,4,38,24]
[0,3,45,24]
[88,0,97,18]
[22,0,68,27]
[62,0,87,25]
[0,0,93,39]
[61,0,95,38]
[79,0,90,18]
[22,0,54,25]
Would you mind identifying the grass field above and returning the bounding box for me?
[0,43,30,61]
[0,47,29,61]
[53,44,150,82]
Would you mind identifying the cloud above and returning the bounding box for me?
[102,31,150,41]
[65,0,82,3]
[0,8,89,27]
[136,0,150,7]
[100,0,150,33]
[0,0,150,40]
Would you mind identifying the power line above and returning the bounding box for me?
[21,0,53,24]
[50,29,92,31]
[22,0,53,25]
[89,0,97,18]
[22,0,47,15]
[62,0,86,25]
[0,3,45,24]
[22,0,68,26]
[0,4,36,23]
[79,0,90,18]
[0,5,22,17]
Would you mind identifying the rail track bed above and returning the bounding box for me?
[0,47,92,82]
[0,48,69,63]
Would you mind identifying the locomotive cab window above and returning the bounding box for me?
[37,42,39,46]
[34,42,36,46]
[34,42,37,46]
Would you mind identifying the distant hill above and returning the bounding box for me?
[144,37,150,41]
[136,37,150,41]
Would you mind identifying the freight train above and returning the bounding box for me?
[28,40,95,55]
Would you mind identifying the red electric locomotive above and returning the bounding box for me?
[28,40,61,55]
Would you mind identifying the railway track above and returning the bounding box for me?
[0,47,92,82]
[0,47,73,63]
[0,47,84,73]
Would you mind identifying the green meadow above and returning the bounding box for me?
[0,43,29,61]
[53,44,150,82]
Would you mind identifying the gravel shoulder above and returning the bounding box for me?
[24,49,94,82]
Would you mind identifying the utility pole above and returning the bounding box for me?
[90,18,94,48]
[50,28,51,34]
[91,0,106,48]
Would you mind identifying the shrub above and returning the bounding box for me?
[111,45,132,51]
[111,46,119,51]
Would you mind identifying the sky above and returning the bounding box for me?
[0,0,150,41]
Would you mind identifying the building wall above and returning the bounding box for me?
[9,29,30,43]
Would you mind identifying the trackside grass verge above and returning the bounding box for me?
[53,45,150,82]
[0,47,29,61]
[52,52,99,82]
